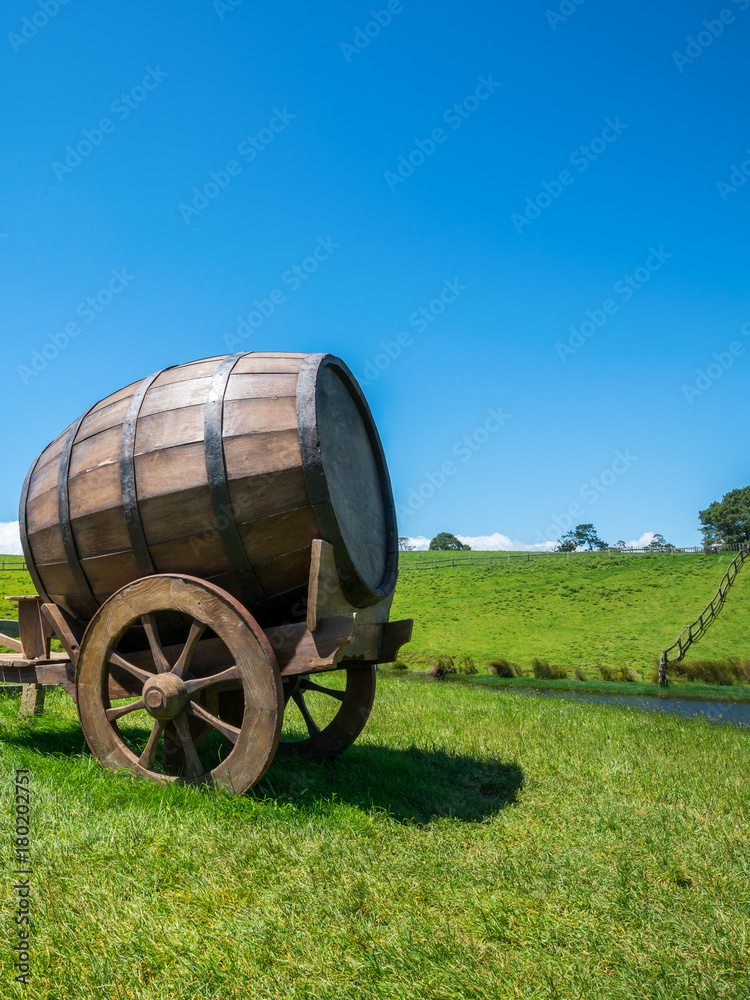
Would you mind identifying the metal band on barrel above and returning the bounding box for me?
[204,352,270,615]
[119,370,165,577]
[18,455,51,604]
[58,412,99,618]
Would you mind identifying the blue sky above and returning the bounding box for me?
[2,0,749,553]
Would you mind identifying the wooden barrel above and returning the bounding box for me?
[19,352,398,625]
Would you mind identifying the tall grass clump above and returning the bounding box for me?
[598,664,639,682]
[456,653,477,675]
[427,655,455,679]
[531,658,567,680]
[485,658,521,678]
[666,657,750,686]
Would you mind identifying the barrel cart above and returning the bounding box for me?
[0,352,412,793]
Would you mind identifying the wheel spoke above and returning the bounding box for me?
[186,700,241,744]
[292,690,320,737]
[108,652,154,686]
[172,620,207,679]
[106,698,146,722]
[173,713,204,779]
[138,720,165,769]
[163,722,185,776]
[299,679,346,702]
[141,614,171,673]
[185,665,240,695]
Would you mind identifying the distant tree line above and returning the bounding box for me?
[556,524,673,552]
[399,486,750,555]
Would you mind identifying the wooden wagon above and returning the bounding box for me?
[1,352,412,793]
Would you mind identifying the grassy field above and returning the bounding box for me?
[0,563,38,613]
[3,552,749,684]
[1,554,749,996]
[1,675,749,999]
[392,551,750,680]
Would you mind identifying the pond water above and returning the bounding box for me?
[506,687,750,727]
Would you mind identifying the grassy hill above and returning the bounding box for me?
[2,551,748,682]
[392,551,750,679]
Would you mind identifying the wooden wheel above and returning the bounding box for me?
[76,574,283,794]
[279,665,376,759]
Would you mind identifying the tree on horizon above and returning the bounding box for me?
[429,532,471,551]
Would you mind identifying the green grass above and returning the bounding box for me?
[0,563,37,616]
[1,676,749,998]
[381,668,750,703]
[393,551,750,682]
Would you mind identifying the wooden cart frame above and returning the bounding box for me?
[0,539,412,793]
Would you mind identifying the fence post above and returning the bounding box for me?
[658,650,668,687]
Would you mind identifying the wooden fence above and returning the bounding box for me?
[0,562,26,572]
[658,546,749,686]
[399,544,747,572]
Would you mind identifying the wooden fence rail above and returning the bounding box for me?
[0,562,26,572]
[658,546,749,686]
[400,544,747,572]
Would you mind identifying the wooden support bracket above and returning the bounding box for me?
[5,595,53,659]
[306,539,393,631]
[41,603,83,667]
[302,539,413,667]
[0,631,23,654]
[4,596,56,717]
[266,614,359,676]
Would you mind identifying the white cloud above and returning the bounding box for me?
[401,532,557,552]
[625,531,655,548]
[0,522,23,556]
[401,531,662,553]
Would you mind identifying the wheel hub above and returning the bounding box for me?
[142,673,188,720]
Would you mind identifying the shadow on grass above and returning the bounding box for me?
[0,716,88,757]
[266,742,524,824]
[0,709,523,825]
